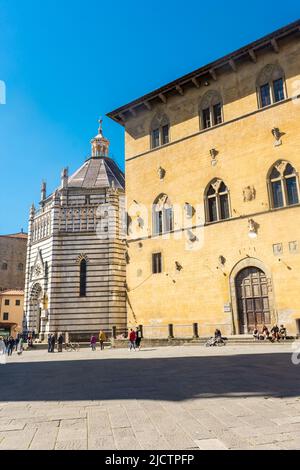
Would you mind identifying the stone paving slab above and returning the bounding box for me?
[0,344,300,450]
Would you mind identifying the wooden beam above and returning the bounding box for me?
[191,77,200,88]
[271,38,279,53]
[118,112,126,122]
[176,85,184,95]
[229,59,237,72]
[249,49,257,63]
[129,108,136,117]
[159,93,167,104]
[209,68,217,81]
[143,101,152,111]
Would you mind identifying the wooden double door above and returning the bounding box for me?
[236,267,271,333]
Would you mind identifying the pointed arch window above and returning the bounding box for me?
[79,259,87,297]
[153,194,173,235]
[257,64,286,108]
[205,179,230,223]
[150,114,170,149]
[200,91,223,130]
[269,161,299,209]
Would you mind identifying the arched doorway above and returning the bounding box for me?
[29,283,43,334]
[229,258,275,334]
[235,267,271,333]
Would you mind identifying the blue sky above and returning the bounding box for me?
[0,0,298,233]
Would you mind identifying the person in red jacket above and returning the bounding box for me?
[128,329,136,351]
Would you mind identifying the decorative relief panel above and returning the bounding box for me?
[289,240,299,254]
[243,186,256,202]
[273,243,283,256]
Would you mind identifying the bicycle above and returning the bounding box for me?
[205,336,226,347]
[64,342,80,352]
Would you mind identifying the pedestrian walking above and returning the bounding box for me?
[7,336,15,356]
[51,334,56,352]
[47,333,52,353]
[128,329,136,351]
[90,335,97,351]
[135,327,142,351]
[0,336,6,365]
[17,337,23,355]
[98,330,106,350]
[58,333,64,352]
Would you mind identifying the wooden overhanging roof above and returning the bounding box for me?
[107,19,300,125]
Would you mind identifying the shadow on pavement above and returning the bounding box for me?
[0,352,299,402]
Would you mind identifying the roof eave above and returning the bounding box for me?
[107,19,300,125]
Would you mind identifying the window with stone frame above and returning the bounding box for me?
[150,114,170,149]
[3,312,9,321]
[152,252,162,274]
[4,299,9,306]
[268,161,299,209]
[153,194,174,235]
[200,91,223,129]
[205,179,230,223]
[257,64,286,108]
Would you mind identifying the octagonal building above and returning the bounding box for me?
[24,122,126,341]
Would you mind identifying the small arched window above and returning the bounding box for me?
[205,179,230,223]
[79,259,87,297]
[257,64,286,108]
[153,194,173,235]
[268,161,299,209]
[200,91,223,130]
[2,262,7,270]
[150,114,170,149]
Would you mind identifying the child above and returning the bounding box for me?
[90,335,97,351]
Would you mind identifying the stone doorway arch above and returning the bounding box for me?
[29,283,43,334]
[229,258,275,334]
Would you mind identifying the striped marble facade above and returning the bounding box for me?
[24,124,126,340]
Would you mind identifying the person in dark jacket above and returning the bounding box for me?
[271,324,280,342]
[51,334,56,352]
[47,334,52,353]
[135,327,142,351]
[7,336,15,356]
[58,334,64,352]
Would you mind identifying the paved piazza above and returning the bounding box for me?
[1,344,300,450]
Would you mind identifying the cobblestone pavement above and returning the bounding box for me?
[1,344,300,450]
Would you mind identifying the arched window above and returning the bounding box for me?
[2,262,7,270]
[150,114,170,149]
[79,259,87,297]
[257,64,286,108]
[18,263,24,271]
[153,194,173,235]
[205,179,230,222]
[268,161,299,209]
[200,91,223,130]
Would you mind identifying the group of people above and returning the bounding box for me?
[47,333,64,353]
[128,327,142,351]
[0,335,24,364]
[253,324,287,342]
[90,330,107,351]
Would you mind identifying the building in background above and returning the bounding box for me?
[24,122,126,340]
[0,232,27,291]
[0,289,24,338]
[108,20,300,336]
